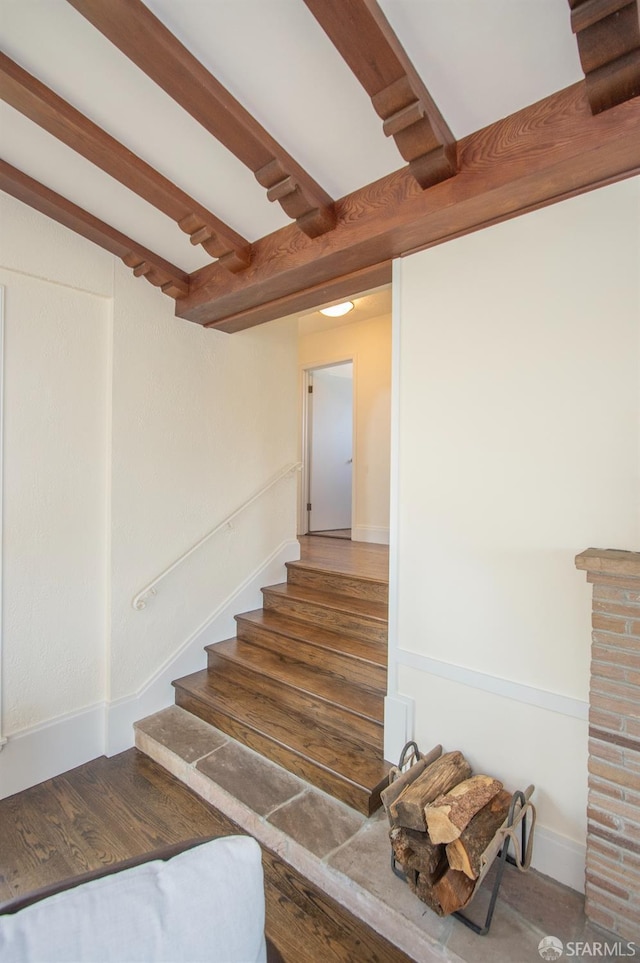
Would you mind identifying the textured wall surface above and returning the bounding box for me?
[109,265,298,699]
[0,195,111,735]
[576,550,640,942]
[393,177,640,886]
[0,193,299,752]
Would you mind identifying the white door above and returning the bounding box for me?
[308,363,353,533]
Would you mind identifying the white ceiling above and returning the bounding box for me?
[0,1,583,274]
[296,286,392,336]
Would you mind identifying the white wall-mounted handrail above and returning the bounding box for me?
[132,461,302,611]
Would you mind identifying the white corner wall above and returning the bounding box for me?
[0,194,299,797]
[299,313,391,543]
[107,264,299,751]
[390,177,640,891]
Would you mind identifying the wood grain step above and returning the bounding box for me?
[206,639,383,744]
[173,669,390,815]
[235,608,386,694]
[286,560,388,604]
[261,583,387,644]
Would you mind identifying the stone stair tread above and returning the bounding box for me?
[262,582,388,623]
[207,638,384,724]
[173,668,389,791]
[235,608,387,667]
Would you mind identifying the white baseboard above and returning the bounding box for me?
[0,539,300,794]
[352,525,390,545]
[105,538,300,756]
[383,694,415,764]
[531,824,586,894]
[0,702,106,800]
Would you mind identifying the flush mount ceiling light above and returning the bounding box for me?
[319,301,354,318]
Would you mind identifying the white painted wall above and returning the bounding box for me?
[0,193,299,796]
[299,314,391,543]
[108,265,299,745]
[389,177,640,891]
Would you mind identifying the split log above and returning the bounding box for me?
[382,759,428,814]
[381,744,442,823]
[392,751,472,832]
[407,868,446,916]
[446,789,512,879]
[425,775,503,844]
[389,826,444,878]
[432,867,476,916]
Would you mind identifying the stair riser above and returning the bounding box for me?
[286,564,388,605]
[174,688,379,815]
[234,618,387,694]
[207,652,383,748]
[262,592,387,644]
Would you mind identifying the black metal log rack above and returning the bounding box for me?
[388,741,536,936]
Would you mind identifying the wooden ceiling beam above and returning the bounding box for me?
[65,0,336,239]
[0,52,251,271]
[0,159,190,298]
[175,82,640,332]
[569,0,640,113]
[302,0,457,190]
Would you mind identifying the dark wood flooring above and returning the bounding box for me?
[0,749,411,963]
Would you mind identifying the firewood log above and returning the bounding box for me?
[392,751,472,832]
[383,744,443,827]
[389,826,445,878]
[407,868,446,916]
[446,789,512,879]
[425,775,503,844]
[432,867,476,915]
[382,758,428,812]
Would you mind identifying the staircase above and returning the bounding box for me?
[172,543,390,815]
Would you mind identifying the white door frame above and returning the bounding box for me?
[298,356,356,536]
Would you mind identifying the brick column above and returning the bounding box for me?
[575,549,640,944]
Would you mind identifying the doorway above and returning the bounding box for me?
[304,361,353,539]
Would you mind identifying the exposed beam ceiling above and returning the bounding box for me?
[66,0,337,240]
[0,51,251,271]
[0,0,637,333]
[179,83,640,332]
[569,0,640,113]
[0,159,190,299]
[302,0,457,189]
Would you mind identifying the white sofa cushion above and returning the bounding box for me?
[0,835,266,963]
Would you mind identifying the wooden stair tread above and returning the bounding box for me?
[288,558,388,585]
[296,536,389,583]
[286,560,388,603]
[235,608,387,668]
[204,652,381,749]
[207,638,384,724]
[262,582,388,622]
[173,669,389,790]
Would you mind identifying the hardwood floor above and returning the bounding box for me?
[0,750,412,962]
[298,535,389,582]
